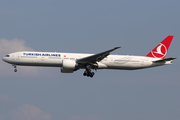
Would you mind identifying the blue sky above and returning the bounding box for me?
[0,0,180,120]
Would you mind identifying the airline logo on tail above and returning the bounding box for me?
[146,35,174,59]
[151,43,167,58]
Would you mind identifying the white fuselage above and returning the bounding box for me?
[2,51,172,70]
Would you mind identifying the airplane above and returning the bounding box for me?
[2,36,176,78]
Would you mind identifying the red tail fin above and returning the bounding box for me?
[146,35,174,59]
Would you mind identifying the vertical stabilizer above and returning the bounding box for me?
[146,36,174,59]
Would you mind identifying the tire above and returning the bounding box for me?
[83,71,88,76]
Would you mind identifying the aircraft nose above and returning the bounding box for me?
[2,57,5,61]
[2,57,6,62]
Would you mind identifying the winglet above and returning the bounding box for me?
[114,47,121,49]
[110,47,121,52]
[146,35,174,59]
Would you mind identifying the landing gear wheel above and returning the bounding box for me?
[83,73,86,76]
[90,72,94,78]
[13,65,17,72]
[90,74,93,78]
[14,69,17,72]
[83,64,96,78]
[87,73,90,77]
[83,71,87,76]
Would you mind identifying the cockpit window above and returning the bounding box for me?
[5,55,10,57]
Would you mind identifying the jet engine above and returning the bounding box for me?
[61,59,78,73]
[61,67,74,73]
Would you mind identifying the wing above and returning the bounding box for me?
[77,47,121,64]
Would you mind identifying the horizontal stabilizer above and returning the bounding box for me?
[153,57,176,63]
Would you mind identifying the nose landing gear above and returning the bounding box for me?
[13,65,17,72]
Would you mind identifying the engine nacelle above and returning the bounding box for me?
[62,59,77,69]
[61,67,74,73]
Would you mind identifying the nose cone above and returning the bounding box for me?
[2,57,6,62]
[2,57,8,63]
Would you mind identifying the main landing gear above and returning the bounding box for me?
[83,65,95,78]
[13,65,17,72]
[83,70,95,78]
